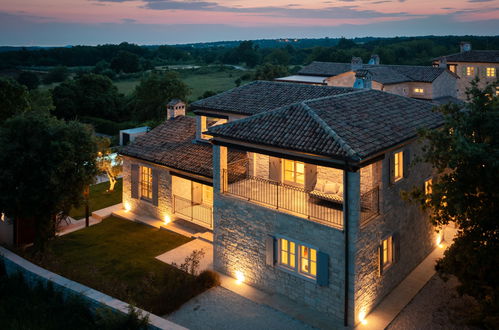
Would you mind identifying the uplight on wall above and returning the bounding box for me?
[235,270,245,284]
[163,214,171,225]
[436,231,444,248]
[124,202,131,212]
[358,310,368,325]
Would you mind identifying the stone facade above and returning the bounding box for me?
[122,157,173,221]
[447,61,498,100]
[353,142,436,321]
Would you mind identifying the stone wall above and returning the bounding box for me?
[353,142,436,320]
[213,194,346,325]
[432,70,458,99]
[448,61,498,100]
[122,157,172,220]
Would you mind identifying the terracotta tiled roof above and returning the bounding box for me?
[209,89,444,162]
[434,50,499,63]
[120,116,243,178]
[190,81,355,116]
[298,61,452,83]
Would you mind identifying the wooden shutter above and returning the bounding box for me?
[389,154,395,184]
[317,251,329,287]
[378,244,384,276]
[403,148,411,178]
[461,65,466,77]
[393,233,401,263]
[152,169,159,206]
[269,157,282,182]
[131,164,139,199]
[305,164,317,191]
[265,236,276,266]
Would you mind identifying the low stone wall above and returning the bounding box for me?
[0,246,185,330]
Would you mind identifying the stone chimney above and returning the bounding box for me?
[438,57,447,69]
[460,42,472,53]
[368,54,380,65]
[351,57,363,71]
[353,70,372,89]
[166,99,186,120]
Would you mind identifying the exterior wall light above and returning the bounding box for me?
[124,202,131,212]
[163,214,171,225]
[235,270,245,284]
[358,310,368,325]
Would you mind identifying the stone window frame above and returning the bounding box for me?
[276,235,318,282]
[140,165,153,202]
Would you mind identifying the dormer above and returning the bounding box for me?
[353,70,372,89]
[351,57,363,71]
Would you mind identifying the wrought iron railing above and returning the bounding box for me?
[173,195,213,229]
[223,170,343,229]
[360,186,380,227]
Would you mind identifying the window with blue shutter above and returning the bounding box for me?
[317,251,329,287]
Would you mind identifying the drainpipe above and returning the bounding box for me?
[343,162,350,327]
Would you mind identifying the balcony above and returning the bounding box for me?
[173,195,213,229]
[223,170,344,229]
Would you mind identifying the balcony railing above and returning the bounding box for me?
[223,170,344,229]
[360,186,380,227]
[173,195,213,229]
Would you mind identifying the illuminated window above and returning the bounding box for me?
[414,88,424,94]
[392,151,404,182]
[278,238,317,279]
[140,166,153,200]
[0,213,4,222]
[300,245,317,277]
[279,238,296,269]
[283,159,305,185]
[496,87,499,96]
[381,236,393,271]
[466,66,475,76]
[486,67,496,77]
[424,178,432,195]
[448,65,456,73]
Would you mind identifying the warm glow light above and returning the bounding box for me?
[124,202,131,212]
[235,271,245,284]
[438,243,444,249]
[436,231,443,246]
[358,310,368,325]
[163,214,171,225]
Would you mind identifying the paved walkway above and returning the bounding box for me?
[156,238,213,273]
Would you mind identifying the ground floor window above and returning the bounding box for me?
[278,237,317,279]
[140,166,153,200]
[379,234,398,275]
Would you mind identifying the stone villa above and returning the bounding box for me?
[276,56,459,103]
[120,81,444,327]
[432,42,499,100]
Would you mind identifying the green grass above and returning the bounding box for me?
[22,216,211,315]
[69,178,122,220]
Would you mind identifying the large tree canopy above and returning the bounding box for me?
[0,78,30,123]
[129,72,190,122]
[409,80,499,326]
[0,112,98,249]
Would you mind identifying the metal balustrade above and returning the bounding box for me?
[173,195,213,229]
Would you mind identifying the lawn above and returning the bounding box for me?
[22,216,214,315]
[69,178,122,220]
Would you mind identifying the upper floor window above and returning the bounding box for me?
[0,213,5,222]
[283,159,305,186]
[199,116,228,141]
[140,166,153,200]
[424,178,433,195]
[414,88,424,94]
[392,151,404,183]
[486,67,496,78]
[278,237,317,279]
[466,66,475,77]
[380,236,394,272]
[448,64,456,73]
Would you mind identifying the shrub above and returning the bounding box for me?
[196,270,220,289]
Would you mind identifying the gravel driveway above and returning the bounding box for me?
[166,286,316,330]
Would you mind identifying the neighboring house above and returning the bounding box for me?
[278,56,458,103]
[432,42,499,100]
[120,81,445,327]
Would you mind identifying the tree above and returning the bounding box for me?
[52,74,125,121]
[0,112,98,250]
[265,48,291,66]
[110,50,140,73]
[130,72,189,122]
[17,71,40,90]
[0,78,30,123]
[407,80,499,326]
[43,66,70,84]
[96,137,122,192]
[28,89,54,114]
[253,63,289,81]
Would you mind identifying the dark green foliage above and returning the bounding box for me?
[52,74,125,121]
[69,178,122,220]
[79,116,138,135]
[199,90,217,100]
[0,112,98,250]
[253,63,289,81]
[28,89,55,114]
[43,65,70,84]
[407,80,499,327]
[196,270,221,289]
[129,71,189,122]
[111,50,140,73]
[0,273,150,329]
[17,71,40,90]
[0,78,30,123]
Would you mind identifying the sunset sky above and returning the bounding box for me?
[1,0,498,45]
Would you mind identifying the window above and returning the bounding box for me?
[381,236,394,271]
[424,178,432,195]
[283,159,305,185]
[448,64,456,73]
[140,166,153,200]
[486,67,496,77]
[414,87,424,94]
[466,66,475,77]
[0,213,4,222]
[278,238,317,279]
[392,151,404,182]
